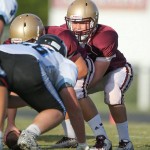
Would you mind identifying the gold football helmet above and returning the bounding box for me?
[65,0,99,43]
[10,13,45,43]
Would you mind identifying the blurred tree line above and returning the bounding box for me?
[16,0,49,25]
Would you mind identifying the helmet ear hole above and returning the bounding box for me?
[36,34,67,57]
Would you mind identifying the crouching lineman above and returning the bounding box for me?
[0,34,90,150]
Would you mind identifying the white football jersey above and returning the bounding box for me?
[0,42,78,90]
[0,0,18,24]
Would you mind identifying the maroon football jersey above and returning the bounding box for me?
[45,26,88,62]
[61,23,127,73]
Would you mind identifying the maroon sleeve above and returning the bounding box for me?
[45,26,81,62]
[94,30,118,57]
[58,30,81,62]
[89,25,126,72]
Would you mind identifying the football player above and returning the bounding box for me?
[0,0,18,43]
[4,13,91,149]
[3,13,45,143]
[47,26,112,149]
[5,12,109,149]
[0,34,90,150]
[56,0,134,150]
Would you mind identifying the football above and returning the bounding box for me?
[5,130,21,150]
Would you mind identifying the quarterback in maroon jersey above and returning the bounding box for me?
[54,0,134,150]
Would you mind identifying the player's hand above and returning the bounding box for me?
[4,124,20,142]
[76,143,90,150]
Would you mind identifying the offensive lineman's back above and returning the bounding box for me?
[0,42,78,100]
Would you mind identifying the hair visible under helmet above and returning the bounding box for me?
[65,0,99,43]
[10,13,45,43]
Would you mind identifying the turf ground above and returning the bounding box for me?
[3,116,150,150]
[2,26,150,150]
[37,122,150,150]
[3,91,150,150]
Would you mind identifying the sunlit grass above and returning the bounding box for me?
[3,112,150,150]
[14,121,150,149]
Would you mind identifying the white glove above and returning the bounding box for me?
[76,143,90,150]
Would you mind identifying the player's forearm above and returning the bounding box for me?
[7,108,17,125]
[0,86,8,131]
[59,87,86,143]
[75,57,88,79]
[88,60,110,89]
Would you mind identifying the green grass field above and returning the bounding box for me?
[3,90,150,150]
[2,26,150,150]
[37,122,150,150]
[3,115,150,150]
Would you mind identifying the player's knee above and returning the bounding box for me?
[104,91,122,105]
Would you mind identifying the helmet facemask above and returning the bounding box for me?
[65,16,97,44]
[65,0,99,44]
